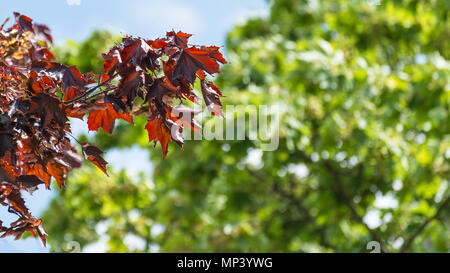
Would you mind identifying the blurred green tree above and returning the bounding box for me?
[43,0,449,252]
[52,30,120,74]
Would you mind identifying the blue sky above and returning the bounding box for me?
[0,0,268,253]
[1,0,268,46]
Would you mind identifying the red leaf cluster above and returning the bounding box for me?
[0,13,226,245]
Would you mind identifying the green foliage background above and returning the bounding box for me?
[43,0,449,252]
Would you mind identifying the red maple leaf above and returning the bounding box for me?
[31,61,86,92]
[87,103,134,134]
[22,163,51,189]
[46,162,68,189]
[172,46,223,84]
[145,118,174,158]
[27,93,68,127]
[120,37,152,66]
[13,12,33,32]
[200,79,224,117]
[117,68,145,108]
[82,142,108,175]
[166,31,192,48]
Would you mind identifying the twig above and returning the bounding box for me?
[0,17,10,31]
[64,72,119,105]
[84,87,116,101]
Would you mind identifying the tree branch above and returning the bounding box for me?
[322,160,390,253]
[245,165,339,252]
[305,118,390,252]
[400,194,450,253]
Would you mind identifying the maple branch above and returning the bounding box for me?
[64,72,119,105]
[84,87,116,101]
[400,194,450,253]
[1,13,227,245]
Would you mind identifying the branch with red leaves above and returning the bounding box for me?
[0,13,226,246]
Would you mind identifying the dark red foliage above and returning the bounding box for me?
[82,143,108,176]
[0,13,226,245]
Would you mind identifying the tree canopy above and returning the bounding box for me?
[43,0,449,252]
